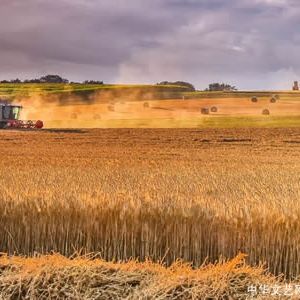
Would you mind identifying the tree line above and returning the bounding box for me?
[0,75,237,91]
[206,83,237,91]
[157,81,237,92]
[0,75,104,85]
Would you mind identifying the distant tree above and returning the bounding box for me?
[0,75,71,84]
[206,83,237,91]
[157,81,195,92]
[10,78,22,83]
[39,75,69,84]
[24,78,41,83]
[83,80,104,85]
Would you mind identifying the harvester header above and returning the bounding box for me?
[0,102,43,129]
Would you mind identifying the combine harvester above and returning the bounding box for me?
[0,102,43,129]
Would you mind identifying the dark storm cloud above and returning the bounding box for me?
[0,0,299,89]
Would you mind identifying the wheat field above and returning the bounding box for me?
[0,253,283,299]
[0,128,299,286]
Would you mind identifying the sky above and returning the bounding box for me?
[0,0,299,90]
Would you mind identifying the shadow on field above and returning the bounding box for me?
[43,129,87,134]
[221,138,252,143]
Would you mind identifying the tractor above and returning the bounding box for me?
[0,102,43,129]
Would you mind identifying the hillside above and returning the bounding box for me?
[1,83,300,104]
[0,83,190,104]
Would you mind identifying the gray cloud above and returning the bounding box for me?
[0,0,299,89]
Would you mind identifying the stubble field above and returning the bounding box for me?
[0,128,299,298]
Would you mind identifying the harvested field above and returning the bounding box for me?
[0,253,285,299]
[0,128,299,284]
[21,97,300,128]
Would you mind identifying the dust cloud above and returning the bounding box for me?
[11,89,167,128]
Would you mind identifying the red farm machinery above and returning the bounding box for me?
[0,102,43,129]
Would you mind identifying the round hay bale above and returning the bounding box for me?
[275,94,280,100]
[93,114,101,120]
[107,105,115,112]
[251,96,258,103]
[262,109,270,115]
[210,106,218,113]
[201,108,210,115]
[71,113,78,120]
[270,96,277,103]
[143,102,149,108]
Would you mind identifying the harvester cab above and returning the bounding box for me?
[0,103,43,129]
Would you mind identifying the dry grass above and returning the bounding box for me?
[0,128,299,284]
[0,253,281,299]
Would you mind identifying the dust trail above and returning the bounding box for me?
[11,89,298,129]
[11,89,163,128]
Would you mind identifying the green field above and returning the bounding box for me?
[184,90,300,100]
[0,83,189,102]
[1,83,300,103]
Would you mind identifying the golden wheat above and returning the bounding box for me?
[0,253,281,299]
[0,128,299,280]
